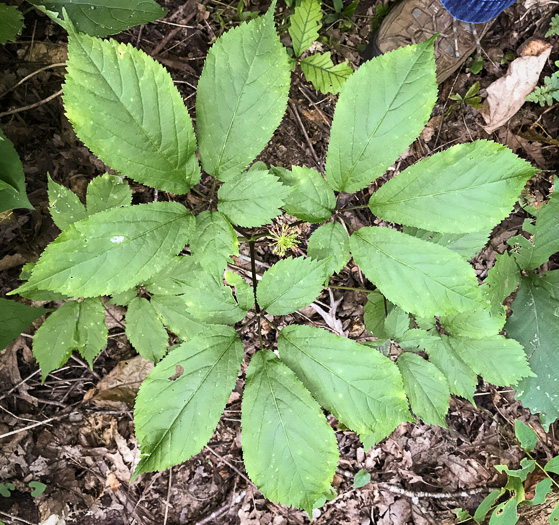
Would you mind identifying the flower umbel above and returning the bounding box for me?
[268,224,300,257]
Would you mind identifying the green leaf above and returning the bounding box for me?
[397,352,449,426]
[64,29,199,194]
[325,39,437,193]
[150,295,208,341]
[545,455,559,475]
[33,299,107,380]
[133,326,244,478]
[225,271,255,311]
[300,52,353,95]
[13,202,193,298]
[0,298,50,351]
[144,256,196,296]
[107,288,137,306]
[370,141,536,233]
[307,222,350,276]
[86,173,132,215]
[48,175,87,230]
[363,291,392,341]
[257,257,326,315]
[30,0,165,37]
[496,459,536,482]
[0,4,24,44]
[353,469,371,489]
[289,0,322,57]
[217,169,291,227]
[485,251,521,303]
[440,307,506,339]
[550,501,559,525]
[271,166,335,223]
[28,481,47,497]
[0,128,33,213]
[350,227,484,318]
[278,325,410,448]
[506,274,559,429]
[384,307,412,340]
[514,420,538,452]
[474,489,503,523]
[510,187,559,270]
[196,9,291,180]
[489,499,519,525]
[527,478,552,506]
[125,297,168,362]
[189,211,239,277]
[242,349,338,515]
[0,483,15,498]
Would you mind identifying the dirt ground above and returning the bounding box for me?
[1,0,559,523]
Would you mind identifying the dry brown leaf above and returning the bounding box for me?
[480,40,552,133]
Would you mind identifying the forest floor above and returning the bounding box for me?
[1,0,559,523]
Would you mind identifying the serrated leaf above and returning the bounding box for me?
[279,325,410,448]
[64,29,199,194]
[289,0,321,57]
[196,9,291,180]
[384,307,412,340]
[242,349,338,515]
[402,226,491,259]
[441,306,506,339]
[485,251,521,303]
[86,174,132,215]
[271,166,335,223]
[300,52,353,94]
[363,291,392,341]
[514,420,537,452]
[13,202,193,298]
[225,271,254,311]
[33,299,107,380]
[0,4,24,44]
[0,298,50,351]
[397,352,449,426]
[126,297,168,362]
[107,288,137,306]
[257,257,326,315]
[133,326,243,478]
[350,227,484,318]
[189,211,239,277]
[217,169,291,227]
[325,39,437,193]
[30,0,165,37]
[370,141,536,233]
[510,187,559,270]
[48,175,87,230]
[307,222,350,276]
[150,294,208,341]
[144,256,197,296]
[0,128,33,213]
[506,274,559,429]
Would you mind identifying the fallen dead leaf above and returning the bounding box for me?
[480,40,552,133]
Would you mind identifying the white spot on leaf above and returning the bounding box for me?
[110,235,125,243]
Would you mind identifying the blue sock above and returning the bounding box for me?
[440,0,518,23]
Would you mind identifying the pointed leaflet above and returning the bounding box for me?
[0,4,23,44]
[289,0,322,57]
[150,295,208,342]
[242,350,338,514]
[506,274,559,429]
[272,166,335,223]
[189,211,238,277]
[515,420,538,452]
[440,307,506,339]
[485,251,521,303]
[364,291,393,341]
[63,28,199,194]
[350,227,484,318]
[125,298,168,362]
[0,128,32,213]
[48,175,87,230]
[370,141,536,233]
[107,288,137,306]
[0,298,49,350]
[397,352,450,427]
[307,222,350,276]
[300,52,353,95]
[33,298,107,380]
[225,271,255,311]
[278,325,410,448]
[86,174,132,215]
[133,327,243,478]
[29,0,165,37]
[217,169,291,228]
[257,257,327,315]
[196,8,291,180]
[403,226,491,259]
[13,202,194,298]
[509,187,559,270]
[325,39,437,193]
[145,256,197,296]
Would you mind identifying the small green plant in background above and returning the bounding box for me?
[457,420,559,524]
[546,13,559,37]
[2,0,559,516]
[445,80,482,117]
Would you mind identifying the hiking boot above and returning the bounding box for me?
[363,0,492,83]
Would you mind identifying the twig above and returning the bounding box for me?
[0,510,35,525]
[150,0,198,56]
[163,469,172,525]
[0,63,66,99]
[0,414,63,440]
[0,88,63,118]
[193,491,246,525]
[204,446,256,488]
[288,101,321,169]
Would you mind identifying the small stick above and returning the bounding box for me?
[0,88,63,118]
